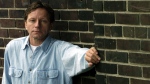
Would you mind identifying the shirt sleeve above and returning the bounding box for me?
[2,43,12,84]
[60,41,93,77]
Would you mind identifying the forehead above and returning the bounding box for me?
[27,8,49,18]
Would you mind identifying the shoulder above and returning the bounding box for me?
[6,36,27,49]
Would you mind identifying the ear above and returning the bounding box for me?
[25,21,27,30]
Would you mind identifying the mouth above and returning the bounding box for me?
[32,31,41,34]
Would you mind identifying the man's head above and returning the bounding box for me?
[24,1,54,43]
[24,1,54,23]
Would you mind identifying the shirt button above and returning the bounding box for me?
[28,81,30,84]
[29,69,32,71]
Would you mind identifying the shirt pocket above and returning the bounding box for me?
[37,70,59,84]
[9,68,23,84]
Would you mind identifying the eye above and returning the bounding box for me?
[29,19,35,23]
[41,19,48,23]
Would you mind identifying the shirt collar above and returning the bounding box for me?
[21,36,30,50]
[21,35,55,53]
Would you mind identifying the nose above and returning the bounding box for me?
[35,20,40,28]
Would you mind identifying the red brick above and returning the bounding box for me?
[0,29,8,37]
[118,65,142,77]
[116,14,139,25]
[9,29,25,38]
[9,10,24,18]
[60,32,79,42]
[80,33,94,43]
[0,0,14,8]
[15,0,29,8]
[16,20,25,28]
[131,79,150,84]
[0,19,15,27]
[61,11,78,20]
[129,1,150,12]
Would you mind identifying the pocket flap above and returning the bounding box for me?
[9,68,23,78]
[37,70,58,79]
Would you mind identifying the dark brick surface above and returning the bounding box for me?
[143,67,150,78]
[118,65,142,77]
[80,33,94,43]
[69,22,88,31]
[16,20,25,28]
[0,0,14,8]
[54,10,60,20]
[117,39,140,50]
[89,22,94,32]
[0,68,3,77]
[61,11,78,20]
[106,51,128,63]
[135,27,147,38]
[116,14,139,25]
[9,10,25,18]
[60,32,79,42]
[94,26,104,36]
[9,29,25,38]
[141,14,150,25]
[148,28,150,38]
[96,63,117,74]
[0,49,4,58]
[95,38,116,49]
[93,1,103,11]
[0,29,8,37]
[104,1,126,11]
[0,39,4,47]
[107,76,129,84]
[53,21,68,30]
[95,75,106,84]
[15,0,29,8]
[0,10,8,18]
[94,13,115,24]
[0,19,15,27]
[129,1,150,12]
[68,0,87,9]
[86,0,92,9]
[105,26,122,37]
[0,59,4,67]
[131,79,150,84]
[49,0,67,9]
[141,40,150,52]
[123,26,134,38]
[79,11,93,20]
[129,53,150,65]
[49,31,60,39]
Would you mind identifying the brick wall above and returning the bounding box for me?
[0,0,150,84]
[94,0,150,84]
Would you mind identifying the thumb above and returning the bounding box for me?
[88,62,93,67]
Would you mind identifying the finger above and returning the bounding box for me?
[90,47,98,54]
[85,54,100,64]
[88,62,93,67]
[86,50,100,61]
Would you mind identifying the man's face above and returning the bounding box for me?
[25,8,52,40]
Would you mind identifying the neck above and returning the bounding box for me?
[30,38,43,46]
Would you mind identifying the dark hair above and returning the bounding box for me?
[24,1,54,23]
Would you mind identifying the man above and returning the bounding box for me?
[2,1,100,84]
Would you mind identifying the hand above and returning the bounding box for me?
[85,47,100,67]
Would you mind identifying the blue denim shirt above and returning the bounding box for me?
[2,35,90,84]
